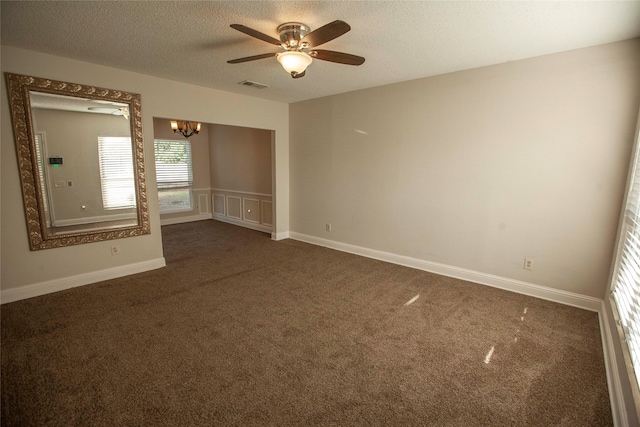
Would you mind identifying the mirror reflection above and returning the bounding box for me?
[5,73,150,250]
[30,92,138,235]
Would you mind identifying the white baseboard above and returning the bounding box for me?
[212,214,273,234]
[599,300,629,427]
[288,232,603,312]
[272,231,290,241]
[161,213,212,226]
[0,257,166,304]
[54,212,136,226]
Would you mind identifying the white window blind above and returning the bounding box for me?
[612,127,640,392]
[154,139,193,188]
[98,136,136,209]
[154,139,193,212]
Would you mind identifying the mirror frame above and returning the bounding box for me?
[5,72,150,250]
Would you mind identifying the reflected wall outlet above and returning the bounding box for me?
[111,245,120,256]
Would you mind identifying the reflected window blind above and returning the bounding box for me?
[98,136,135,209]
[34,133,50,216]
[612,128,640,391]
[154,140,193,189]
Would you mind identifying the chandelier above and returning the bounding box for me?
[170,120,202,138]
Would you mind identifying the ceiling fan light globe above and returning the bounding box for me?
[277,51,312,75]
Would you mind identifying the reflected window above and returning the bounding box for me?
[154,139,193,213]
[97,136,136,209]
[34,132,51,224]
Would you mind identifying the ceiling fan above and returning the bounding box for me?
[227,20,365,78]
[88,106,129,120]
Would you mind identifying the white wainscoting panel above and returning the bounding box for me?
[213,194,226,216]
[243,198,260,223]
[261,201,273,226]
[212,189,273,233]
[198,194,209,215]
[226,196,242,220]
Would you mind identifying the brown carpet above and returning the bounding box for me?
[1,220,612,426]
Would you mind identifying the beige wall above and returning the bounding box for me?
[1,46,289,291]
[210,124,272,195]
[290,38,640,299]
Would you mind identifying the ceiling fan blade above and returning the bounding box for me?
[292,70,306,79]
[311,49,365,66]
[230,24,282,46]
[301,20,350,48]
[227,52,277,64]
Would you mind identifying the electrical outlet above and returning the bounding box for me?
[326,223,331,232]
[523,258,534,271]
[111,245,120,256]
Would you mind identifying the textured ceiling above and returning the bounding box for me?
[2,1,640,103]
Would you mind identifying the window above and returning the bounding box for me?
[612,124,640,393]
[97,136,135,209]
[154,139,193,212]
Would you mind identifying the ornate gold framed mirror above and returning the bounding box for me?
[5,73,150,250]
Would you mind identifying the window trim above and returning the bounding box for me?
[609,109,640,419]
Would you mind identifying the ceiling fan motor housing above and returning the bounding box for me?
[277,22,310,49]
